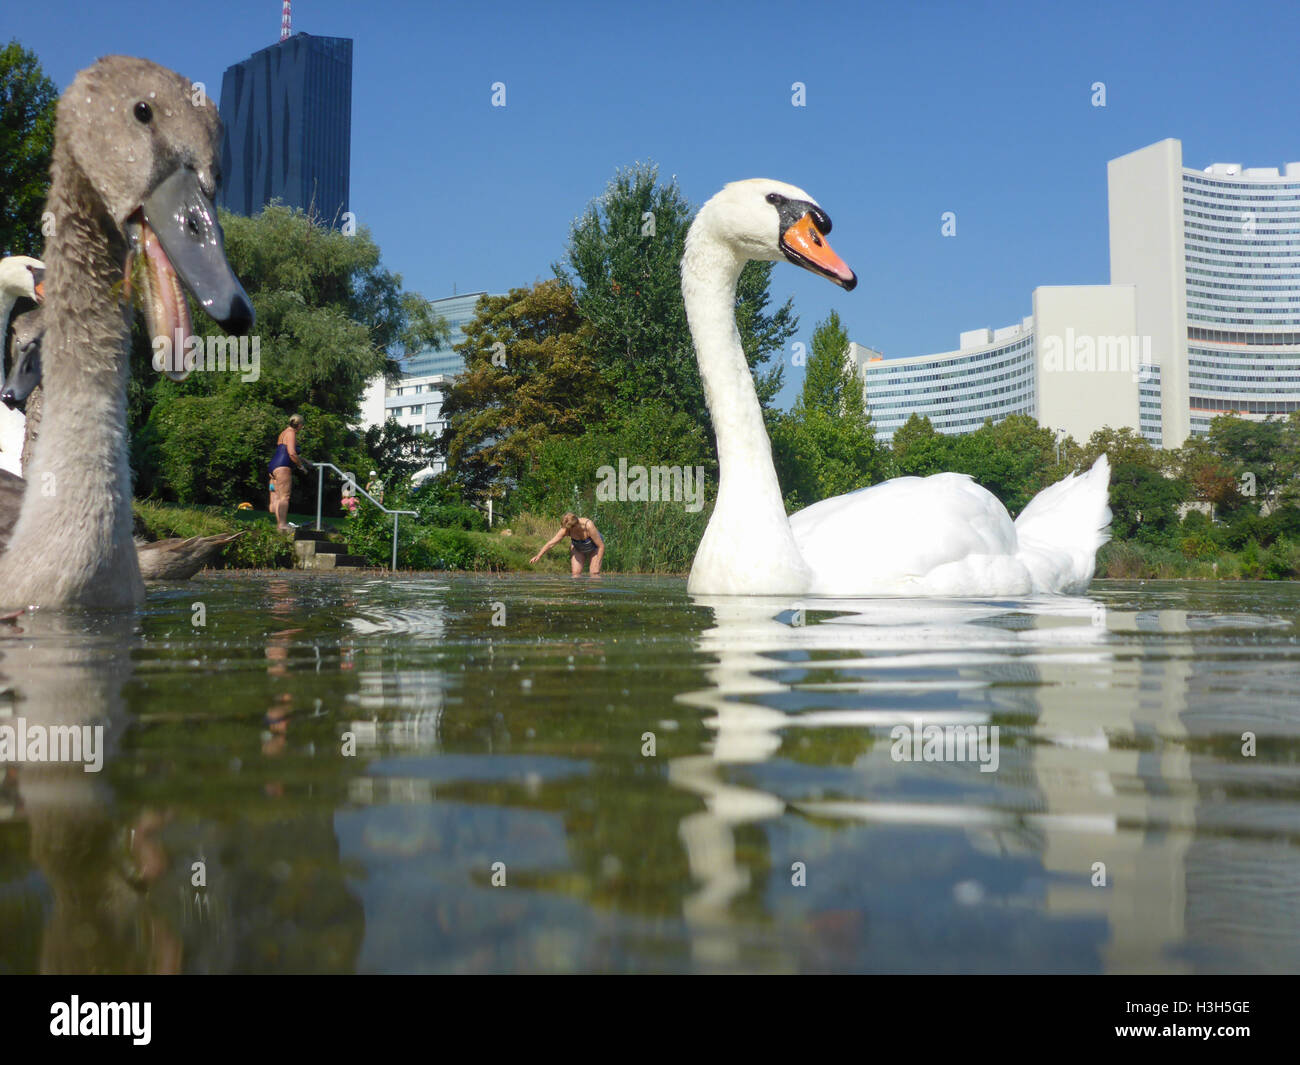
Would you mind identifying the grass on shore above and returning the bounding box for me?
[133,499,299,569]
[1097,538,1300,580]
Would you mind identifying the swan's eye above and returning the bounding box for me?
[766,192,785,205]
[134,101,153,123]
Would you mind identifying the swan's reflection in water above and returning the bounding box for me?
[671,594,1215,971]
[0,610,177,972]
[343,583,447,807]
[0,580,370,974]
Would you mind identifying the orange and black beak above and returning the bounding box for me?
[780,211,856,290]
[30,266,44,303]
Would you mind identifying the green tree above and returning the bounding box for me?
[138,392,283,507]
[0,40,57,257]
[799,310,858,415]
[891,414,951,477]
[772,310,889,509]
[1279,410,1300,509]
[1075,424,1184,541]
[947,415,1069,515]
[361,421,437,485]
[1205,414,1287,506]
[1077,425,1167,474]
[1110,462,1186,544]
[132,204,446,507]
[559,163,796,434]
[440,280,608,500]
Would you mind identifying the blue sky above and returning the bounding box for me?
[7,0,1299,408]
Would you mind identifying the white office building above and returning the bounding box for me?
[1111,140,1300,445]
[358,292,501,476]
[862,140,1300,449]
[359,372,452,474]
[859,285,1145,446]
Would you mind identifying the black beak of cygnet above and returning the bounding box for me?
[127,166,255,378]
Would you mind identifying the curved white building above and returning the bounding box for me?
[1110,140,1300,446]
[857,321,1036,440]
[861,140,1300,449]
[860,285,1143,446]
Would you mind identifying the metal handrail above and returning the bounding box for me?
[311,461,416,572]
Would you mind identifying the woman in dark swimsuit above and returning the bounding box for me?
[531,511,604,576]
[268,414,310,532]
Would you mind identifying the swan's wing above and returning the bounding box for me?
[789,474,1020,592]
[0,468,23,553]
[1014,455,1112,593]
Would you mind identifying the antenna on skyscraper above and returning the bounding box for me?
[280,0,292,42]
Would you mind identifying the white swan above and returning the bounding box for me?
[0,256,43,475]
[0,255,42,329]
[682,179,1112,597]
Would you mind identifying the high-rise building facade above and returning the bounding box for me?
[862,140,1300,449]
[218,33,353,223]
[403,293,492,377]
[1109,139,1300,446]
[356,292,502,475]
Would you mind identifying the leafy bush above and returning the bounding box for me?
[137,393,283,506]
[1238,539,1263,578]
[415,498,482,531]
[1262,540,1296,580]
[340,483,508,570]
[1179,534,1219,560]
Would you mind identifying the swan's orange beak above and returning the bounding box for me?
[32,282,43,302]
[781,213,857,290]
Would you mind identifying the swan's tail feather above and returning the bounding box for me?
[1014,455,1112,593]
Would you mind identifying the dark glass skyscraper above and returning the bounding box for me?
[218,33,353,224]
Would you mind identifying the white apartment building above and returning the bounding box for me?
[359,372,452,474]
[863,140,1300,448]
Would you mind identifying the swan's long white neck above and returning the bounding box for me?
[0,291,19,338]
[0,163,143,608]
[682,223,810,595]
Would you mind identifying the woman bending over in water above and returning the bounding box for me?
[531,512,604,576]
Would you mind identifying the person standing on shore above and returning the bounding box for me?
[268,414,311,532]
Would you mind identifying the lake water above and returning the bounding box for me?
[1,574,1297,973]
